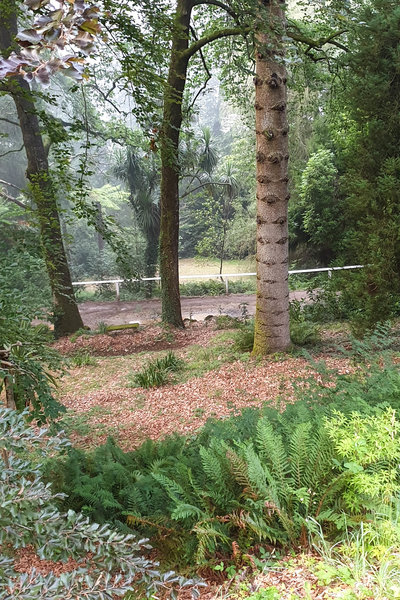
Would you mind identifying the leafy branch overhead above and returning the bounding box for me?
[0,0,101,84]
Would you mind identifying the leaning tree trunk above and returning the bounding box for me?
[159,0,192,328]
[252,0,291,354]
[0,0,83,338]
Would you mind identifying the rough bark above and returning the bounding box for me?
[0,0,83,338]
[144,224,160,298]
[158,1,248,328]
[252,0,291,354]
[159,0,192,328]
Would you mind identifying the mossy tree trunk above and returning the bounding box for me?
[159,0,191,328]
[0,0,83,338]
[158,0,247,328]
[252,0,291,354]
[145,223,160,298]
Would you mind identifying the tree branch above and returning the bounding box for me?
[0,117,20,128]
[0,189,28,209]
[181,181,232,199]
[0,178,24,192]
[183,25,251,60]
[191,0,239,24]
[187,26,212,113]
[287,26,348,52]
[0,144,24,158]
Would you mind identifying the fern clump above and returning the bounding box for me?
[48,356,400,569]
[132,351,184,388]
[0,409,204,599]
[49,386,400,568]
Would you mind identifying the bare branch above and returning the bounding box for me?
[181,181,232,199]
[0,117,20,128]
[0,144,24,158]
[0,189,28,209]
[184,26,251,60]
[191,0,239,24]
[187,26,212,113]
[0,178,24,192]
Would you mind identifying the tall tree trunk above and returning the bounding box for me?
[144,224,160,298]
[159,0,192,328]
[252,0,291,354]
[0,0,83,338]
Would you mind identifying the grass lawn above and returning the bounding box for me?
[179,257,256,277]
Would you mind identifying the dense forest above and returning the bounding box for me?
[1,0,400,598]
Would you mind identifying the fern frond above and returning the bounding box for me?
[226,448,257,498]
[152,472,187,503]
[243,443,269,496]
[256,418,290,486]
[289,422,313,488]
[171,503,204,521]
[193,522,230,563]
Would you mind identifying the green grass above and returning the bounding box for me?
[59,406,119,448]
[131,351,185,389]
[68,350,98,367]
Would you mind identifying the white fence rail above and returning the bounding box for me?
[72,265,364,301]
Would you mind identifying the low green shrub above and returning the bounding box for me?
[290,320,320,346]
[215,315,242,330]
[0,294,65,422]
[232,317,320,352]
[69,350,98,367]
[0,409,202,599]
[233,319,255,352]
[132,351,184,389]
[179,279,255,297]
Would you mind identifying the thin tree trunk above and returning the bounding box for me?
[252,0,291,354]
[95,201,105,277]
[0,0,83,338]
[144,227,159,298]
[159,0,192,328]
[0,348,16,410]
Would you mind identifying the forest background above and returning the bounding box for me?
[1,0,399,343]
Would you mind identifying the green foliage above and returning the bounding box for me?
[215,315,242,330]
[298,149,342,264]
[0,408,203,599]
[290,320,320,346]
[233,316,320,351]
[246,588,281,600]
[48,354,400,568]
[233,319,256,352]
[0,292,65,423]
[330,2,400,335]
[179,278,256,297]
[69,350,98,367]
[132,351,184,389]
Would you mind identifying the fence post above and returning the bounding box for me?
[115,281,120,301]
[328,269,332,279]
[224,278,229,294]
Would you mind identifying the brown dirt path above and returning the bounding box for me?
[78,291,308,329]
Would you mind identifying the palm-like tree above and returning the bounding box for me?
[215,161,239,274]
[115,148,160,297]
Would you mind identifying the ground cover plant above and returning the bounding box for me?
[47,337,400,578]
[0,293,65,422]
[132,351,185,388]
[0,408,203,599]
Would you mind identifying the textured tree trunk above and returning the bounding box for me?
[252,0,291,354]
[144,225,160,298]
[159,0,192,328]
[0,348,16,410]
[0,0,83,338]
